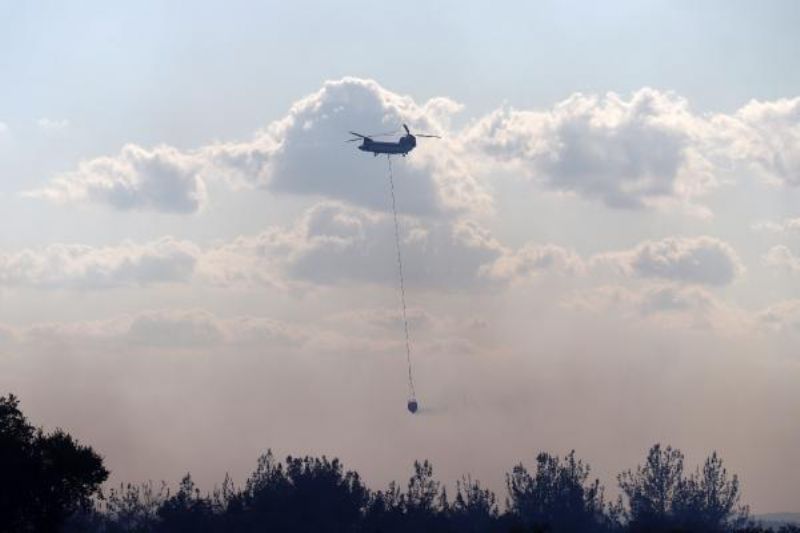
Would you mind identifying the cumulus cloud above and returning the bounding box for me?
[0,323,16,346]
[7,308,402,357]
[36,117,69,132]
[567,283,748,332]
[727,97,800,187]
[0,207,748,295]
[27,144,208,213]
[752,217,800,234]
[463,88,717,213]
[593,236,744,286]
[756,300,800,333]
[326,307,438,333]
[235,77,489,215]
[0,201,505,291]
[3,310,300,351]
[481,243,585,283]
[763,245,800,274]
[29,78,490,216]
[0,237,199,289]
[26,81,800,216]
[207,202,503,289]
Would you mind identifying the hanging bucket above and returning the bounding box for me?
[407,399,418,414]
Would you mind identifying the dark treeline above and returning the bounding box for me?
[1,395,797,533]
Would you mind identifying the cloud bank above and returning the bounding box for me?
[593,236,744,286]
[27,80,800,218]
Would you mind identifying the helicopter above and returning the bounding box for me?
[347,124,440,156]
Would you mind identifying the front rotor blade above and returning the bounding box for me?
[415,134,441,138]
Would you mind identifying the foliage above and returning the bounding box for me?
[1,394,782,532]
[506,450,615,532]
[0,394,108,531]
[619,444,749,532]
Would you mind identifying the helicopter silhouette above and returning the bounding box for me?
[347,124,440,156]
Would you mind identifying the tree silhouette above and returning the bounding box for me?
[618,444,685,531]
[3,396,783,533]
[156,474,216,532]
[619,444,750,532]
[224,451,369,532]
[674,451,749,531]
[0,394,108,531]
[449,475,500,532]
[98,481,168,532]
[506,450,614,532]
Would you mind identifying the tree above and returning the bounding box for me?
[362,460,449,533]
[449,475,499,532]
[506,450,613,532]
[224,451,369,532]
[157,474,216,532]
[0,394,108,531]
[619,444,750,532]
[100,481,168,532]
[618,444,685,531]
[403,460,449,531]
[405,460,441,514]
[673,451,750,532]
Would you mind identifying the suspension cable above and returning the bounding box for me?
[387,156,416,400]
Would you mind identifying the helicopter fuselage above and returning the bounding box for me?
[358,135,417,156]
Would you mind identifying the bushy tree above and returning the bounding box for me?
[449,475,500,532]
[224,451,368,532]
[618,444,685,531]
[619,444,750,532]
[156,474,216,532]
[101,481,168,532]
[0,394,108,531]
[362,460,450,532]
[506,450,614,532]
[674,451,749,531]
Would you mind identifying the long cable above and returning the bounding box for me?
[387,156,416,400]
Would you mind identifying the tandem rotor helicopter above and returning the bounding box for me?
[347,124,440,156]
[347,123,441,414]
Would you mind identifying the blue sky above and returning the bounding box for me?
[2,1,800,513]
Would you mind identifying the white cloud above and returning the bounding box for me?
[763,245,800,274]
[463,88,717,214]
[0,207,749,296]
[752,217,800,234]
[36,117,69,132]
[593,236,744,286]
[26,82,800,218]
[567,283,749,332]
[245,78,487,215]
[207,202,504,289]
[481,243,585,283]
[727,97,800,187]
[29,78,491,216]
[7,308,398,356]
[0,323,16,347]
[0,201,504,291]
[756,300,800,333]
[27,144,208,213]
[0,237,199,289]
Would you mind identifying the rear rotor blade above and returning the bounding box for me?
[415,134,441,138]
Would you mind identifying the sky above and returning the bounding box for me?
[2,0,800,514]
